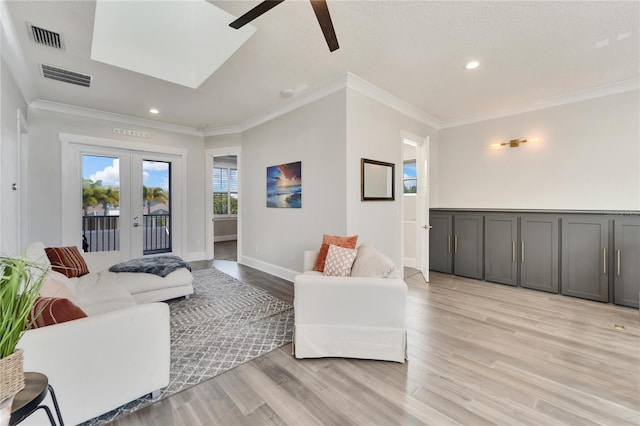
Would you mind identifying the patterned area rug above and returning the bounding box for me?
[82,268,294,425]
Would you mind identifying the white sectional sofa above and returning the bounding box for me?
[14,243,193,425]
[293,248,408,363]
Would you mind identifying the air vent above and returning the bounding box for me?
[28,23,64,49]
[41,64,92,88]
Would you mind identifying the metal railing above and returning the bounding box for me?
[82,214,171,254]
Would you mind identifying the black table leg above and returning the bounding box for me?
[47,385,64,426]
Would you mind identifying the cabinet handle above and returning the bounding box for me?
[454,235,458,254]
[521,241,525,263]
[617,249,621,276]
[512,241,515,263]
[602,248,607,275]
[447,235,451,254]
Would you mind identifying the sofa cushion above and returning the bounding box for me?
[75,288,138,315]
[350,242,396,278]
[323,244,358,277]
[45,246,90,278]
[96,268,193,295]
[40,270,76,301]
[313,234,358,272]
[28,297,87,328]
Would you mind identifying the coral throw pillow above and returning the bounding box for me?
[313,234,358,272]
[27,297,87,329]
[45,246,90,278]
[323,245,358,277]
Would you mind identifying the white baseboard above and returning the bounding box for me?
[183,251,208,262]
[214,234,237,242]
[239,255,297,283]
[403,257,417,268]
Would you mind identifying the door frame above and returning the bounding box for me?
[400,130,430,281]
[205,146,242,261]
[18,109,29,252]
[60,133,187,259]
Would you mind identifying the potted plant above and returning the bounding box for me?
[0,256,48,423]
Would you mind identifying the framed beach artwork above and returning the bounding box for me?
[266,161,302,208]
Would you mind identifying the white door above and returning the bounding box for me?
[65,143,181,260]
[417,136,430,281]
[0,110,26,255]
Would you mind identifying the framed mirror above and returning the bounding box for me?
[361,158,395,201]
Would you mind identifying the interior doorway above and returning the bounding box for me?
[206,147,242,262]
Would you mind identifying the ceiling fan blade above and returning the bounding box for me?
[310,0,339,52]
[229,0,285,29]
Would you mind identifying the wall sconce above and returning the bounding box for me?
[490,138,539,149]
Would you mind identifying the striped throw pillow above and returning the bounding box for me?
[45,246,90,278]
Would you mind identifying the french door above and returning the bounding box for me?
[64,142,182,260]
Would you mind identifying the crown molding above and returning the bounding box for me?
[29,99,205,137]
[439,79,640,129]
[344,73,441,129]
[206,72,442,135]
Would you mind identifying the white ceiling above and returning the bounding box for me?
[4,0,639,132]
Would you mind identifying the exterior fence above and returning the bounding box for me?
[82,214,171,254]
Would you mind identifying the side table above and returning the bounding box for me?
[9,372,64,426]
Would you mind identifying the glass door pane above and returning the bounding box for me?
[142,160,171,254]
[81,155,121,252]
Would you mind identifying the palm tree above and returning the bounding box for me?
[143,186,168,214]
[95,187,119,216]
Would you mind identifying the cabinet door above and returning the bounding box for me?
[561,217,609,302]
[484,215,518,286]
[613,217,640,308]
[520,216,559,293]
[429,213,453,273]
[454,214,483,279]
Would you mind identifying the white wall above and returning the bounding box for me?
[346,89,437,270]
[436,90,640,210]
[229,90,348,277]
[0,57,27,254]
[26,107,207,257]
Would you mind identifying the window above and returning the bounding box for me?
[403,160,417,194]
[213,166,238,216]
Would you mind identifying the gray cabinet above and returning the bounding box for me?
[429,213,453,273]
[613,217,640,308]
[484,215,518,286]
[454,214,483,279]
[561,217,609,302]
[520,216,559,293]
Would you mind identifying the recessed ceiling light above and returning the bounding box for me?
[149,108,159,114]
[465,61,480,70]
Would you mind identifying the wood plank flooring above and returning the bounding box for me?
[112,265,640,426]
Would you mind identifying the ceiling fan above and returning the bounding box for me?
[229,0,339,52]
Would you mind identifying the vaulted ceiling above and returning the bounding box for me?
[4,1,639,131]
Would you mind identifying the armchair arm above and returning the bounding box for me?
[17,303,170,425]
[82,250,121,273]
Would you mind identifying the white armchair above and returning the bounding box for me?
[293,250,407,363]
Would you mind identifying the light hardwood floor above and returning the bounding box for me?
[112,266,640,426]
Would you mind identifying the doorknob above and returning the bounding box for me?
[133,223,140,227]
[421,225,432,230]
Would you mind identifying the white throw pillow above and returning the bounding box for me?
[40,270,76,301]
[323,244,358,277]
[350,242,396,278]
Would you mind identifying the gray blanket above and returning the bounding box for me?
[109,255,192,277]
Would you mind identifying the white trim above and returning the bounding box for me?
[439,79,640,129]
[214,234,237,242]
[403,257,417,268]
[205,147,242,261]
[345,73,441,129]
[18,109,29,251]
[240,255,297,283]
[60,133,188,156]
[32,100,204,136]
[204,125,243,137]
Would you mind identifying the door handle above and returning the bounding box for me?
[512,241,515,263]
[616,249,621,276]
[133,223,140,228]
[454,235,458,254]
[521,241,525,263]
[602,248,607,275]
[421,225,432,230]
